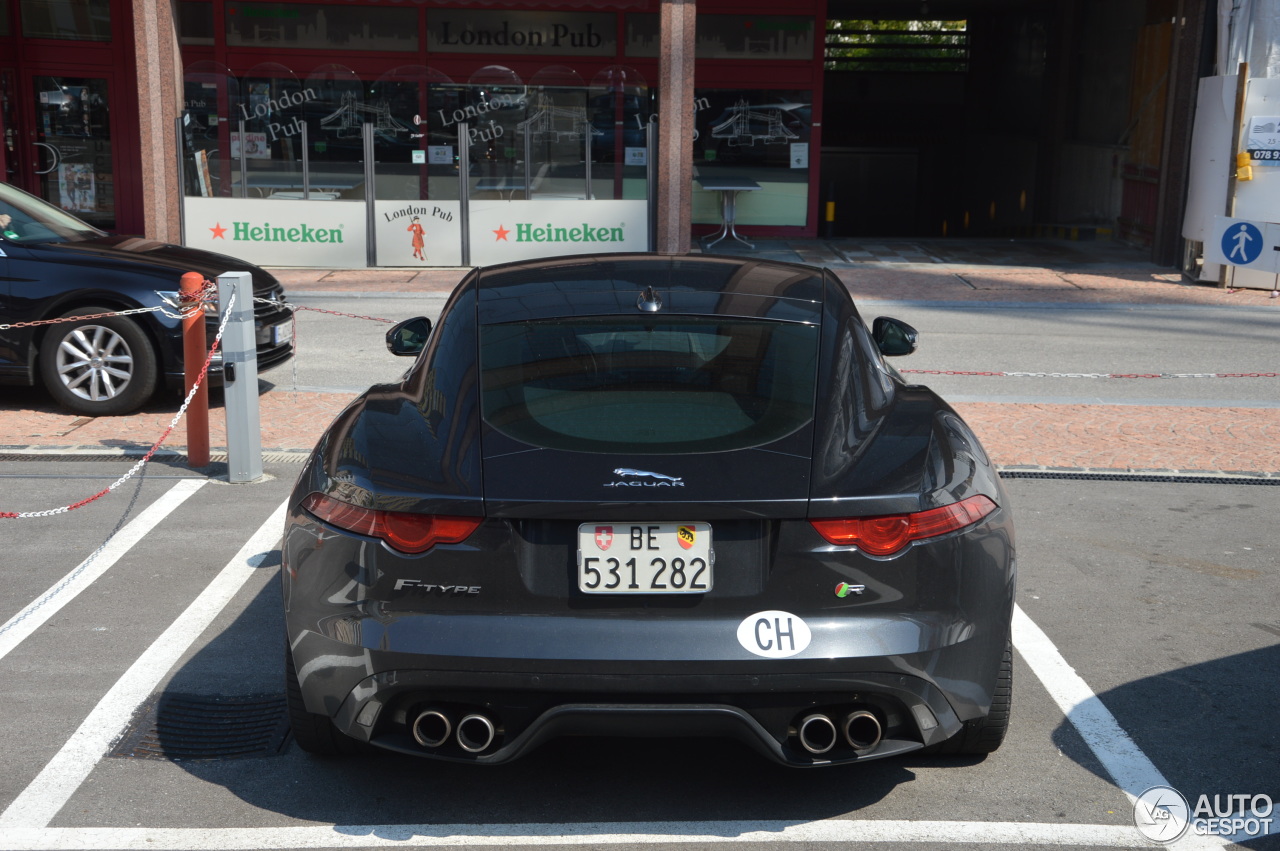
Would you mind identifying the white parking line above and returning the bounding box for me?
[0,542,1237,850]
[0,501,286,831]
[1012,605,1228,851]
[0,819,1179,849]
[0,479,206,662]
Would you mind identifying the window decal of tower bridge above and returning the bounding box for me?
[710,99,800,146]
[320,93,412,137]
[516,92,604,143]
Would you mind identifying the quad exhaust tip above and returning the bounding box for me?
[797,713,839,754]
[411,709,452,749]
[795,708,883,756]
[842,709,883,752]
[456,713,498,753]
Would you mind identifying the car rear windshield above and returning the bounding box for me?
[480,316,819,454]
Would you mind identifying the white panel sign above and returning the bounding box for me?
[374,201,462,267]
[1205,216,1280,273]
[1234,77,1280,223]
[428,145,453,165]
[183,197,366,267]
[469,199,649,265]
[1246,115,1280,165]
[624,146,648,167]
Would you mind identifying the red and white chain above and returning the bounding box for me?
[1,286,236,519]
[253,295,392,324]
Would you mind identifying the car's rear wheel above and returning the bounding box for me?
[38,307,158,416]
[284,639,362,756]
[930,637,1012,755]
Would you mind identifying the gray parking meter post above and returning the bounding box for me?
[217,271,263,483]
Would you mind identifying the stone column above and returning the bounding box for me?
[656,0,695,255]
[133,0,183,242]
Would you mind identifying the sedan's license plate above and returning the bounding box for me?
[271,321,294,345]
[577,523,713,594]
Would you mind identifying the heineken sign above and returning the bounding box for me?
[184,198,650,267]
[513,222,625,243]
[227,222,344,243]
[471,200,648,264]
[184,198,365,267]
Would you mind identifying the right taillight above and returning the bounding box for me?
[810,494,998,556]
[302,493,481,554]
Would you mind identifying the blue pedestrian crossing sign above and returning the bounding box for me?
[1208,216,1280,273]
[1222,222,1263,264]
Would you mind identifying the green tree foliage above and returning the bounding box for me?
[825,19,968,72]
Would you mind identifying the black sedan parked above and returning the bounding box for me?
[282,254,1015,766]
[0,181,293,416]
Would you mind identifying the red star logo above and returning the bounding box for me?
[493,224,510,241]
[210,222,227,239]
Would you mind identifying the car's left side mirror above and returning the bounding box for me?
[386,316,433,356]
[872,316,919,357]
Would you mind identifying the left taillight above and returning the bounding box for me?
[810,494,998,557]
[302,493,481,554]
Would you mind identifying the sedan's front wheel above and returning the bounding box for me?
[38,307,158,416]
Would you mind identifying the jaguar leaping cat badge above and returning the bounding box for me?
[606,468,685,487]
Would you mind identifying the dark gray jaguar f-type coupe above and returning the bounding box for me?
[281,253,1015,766]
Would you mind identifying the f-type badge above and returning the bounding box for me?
[604,468,685,488]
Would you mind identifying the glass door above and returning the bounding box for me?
[28,74,116,231]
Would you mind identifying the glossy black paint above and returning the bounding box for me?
[283,253,1015,767]
[0,226,292,391]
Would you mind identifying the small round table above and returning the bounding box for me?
[697,176,761,249]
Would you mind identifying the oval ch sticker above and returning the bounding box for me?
[736,611,812,658]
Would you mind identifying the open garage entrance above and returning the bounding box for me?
[819,0,1213,266]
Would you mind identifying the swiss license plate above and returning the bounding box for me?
[577,523,713,594]
[271,321,294,345]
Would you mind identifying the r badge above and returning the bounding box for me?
[677,525,696,550]
[835,582,866,598]
[594,526,613,551]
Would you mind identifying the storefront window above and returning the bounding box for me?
[182,61,238,198]
[226,2,417,51]
[31,75,114,228]
[692,89,811,227]
[627,14,814,60]
[20,0,111,41]
[590,65,653,200]
[235,64,308,197]
[177,0,213,46]
[1,0,10,36]
[370,65,453,203]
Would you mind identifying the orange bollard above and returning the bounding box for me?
[180,271,210,468]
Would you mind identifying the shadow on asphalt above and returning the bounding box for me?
[1051,643,1280,850]
[142,579,982,826]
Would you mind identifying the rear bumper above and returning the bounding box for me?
[286,625,998,765]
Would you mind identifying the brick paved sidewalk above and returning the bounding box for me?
[3,239,1278,475]
[3,391,1276,476]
